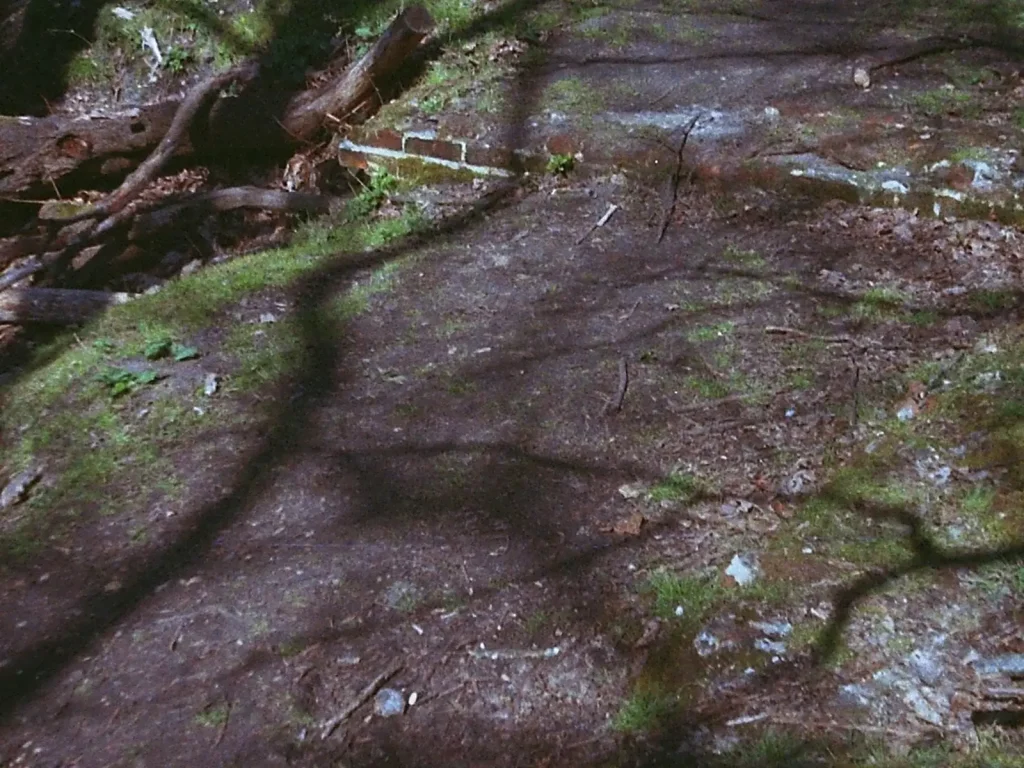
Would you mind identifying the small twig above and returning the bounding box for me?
[468,646,561,660]
[764,326,857,344]
[575,202,619,245]
[657,113,702,244]
[604,357,629,414]
[619,299,641,322]
[213,700,231,747]
[849,352,861,428]
[320,662,402,740]
[753,713,939,738]
[672,388,785,415]
[415,681,467,706]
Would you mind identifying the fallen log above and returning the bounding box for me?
[0,287,131,324]
[0,6,435,199]
[128,186,334,239]
[281,5,435,139]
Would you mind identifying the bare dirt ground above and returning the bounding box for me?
[2,0,1024,766]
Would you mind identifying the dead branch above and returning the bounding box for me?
[129,186,333,239]
[56,64,258,227]
[604,357,629,414]
[320,662,402,741]
[657,113,702,244]
[0,287,131,324]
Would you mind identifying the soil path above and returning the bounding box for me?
[2,1,1023,766]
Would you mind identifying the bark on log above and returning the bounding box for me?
[128,186,333,238]
[0,6,434,198]
[281,5,435,140]
[0,287,131,324]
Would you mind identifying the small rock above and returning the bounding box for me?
[837,682,875,709]
[908,649,943,686]
[750,620,792,638]
[693,630,720,657]
[374,688,405,717]
[778,469,815,497]
[903,687,946,726]
[618,483,644,500]
[763,106,781,121]
[725,554,758,586]
[881,180,908,194]
[258,312,277,324]
[203,373,220,396]
[853,67,871,89]
[0,466,43,509]
[180,259,203,276]
[753,638,787,655]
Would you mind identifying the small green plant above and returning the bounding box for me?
[949,146,989,163]
[613,689,675,733]
[645,569,722,620]
[194,703,230,728]
[721,244,765,268]
[911,88,979,118]
[96,367,159,397]
[144,334,199,361]
[648,471,703,504]
[685,375,730,399]
[686,321,735,343]
[164,45,193,73]
[546,153,575,176]
[1014,108,1024,129]
[348,167,399,219]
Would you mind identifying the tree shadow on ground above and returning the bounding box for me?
[3,0,1024,764]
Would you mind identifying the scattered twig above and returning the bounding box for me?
[213,700,232,747]
[764,326,859,344]
[849,352,861,427]
[753,713,939,738]
[604,357,629,415]
[764,325,903,350]
[468,646,561,660]
[575,202,619,245]
[981,687,1024,700]
[414,681,467,707]
[619,299,641,322]
[657,113,702,244]
[725,712,769,727]
[320,662,402,740]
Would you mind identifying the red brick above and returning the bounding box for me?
[405,137,463,162]
[464,143,514,168]
[545,133,578,156]
[337,149,369,170]
[935,162,973,192]
[352,127,403,152]
[694,163,722,182]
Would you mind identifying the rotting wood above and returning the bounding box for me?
[0,287,131,324]
[0,6,434,199]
